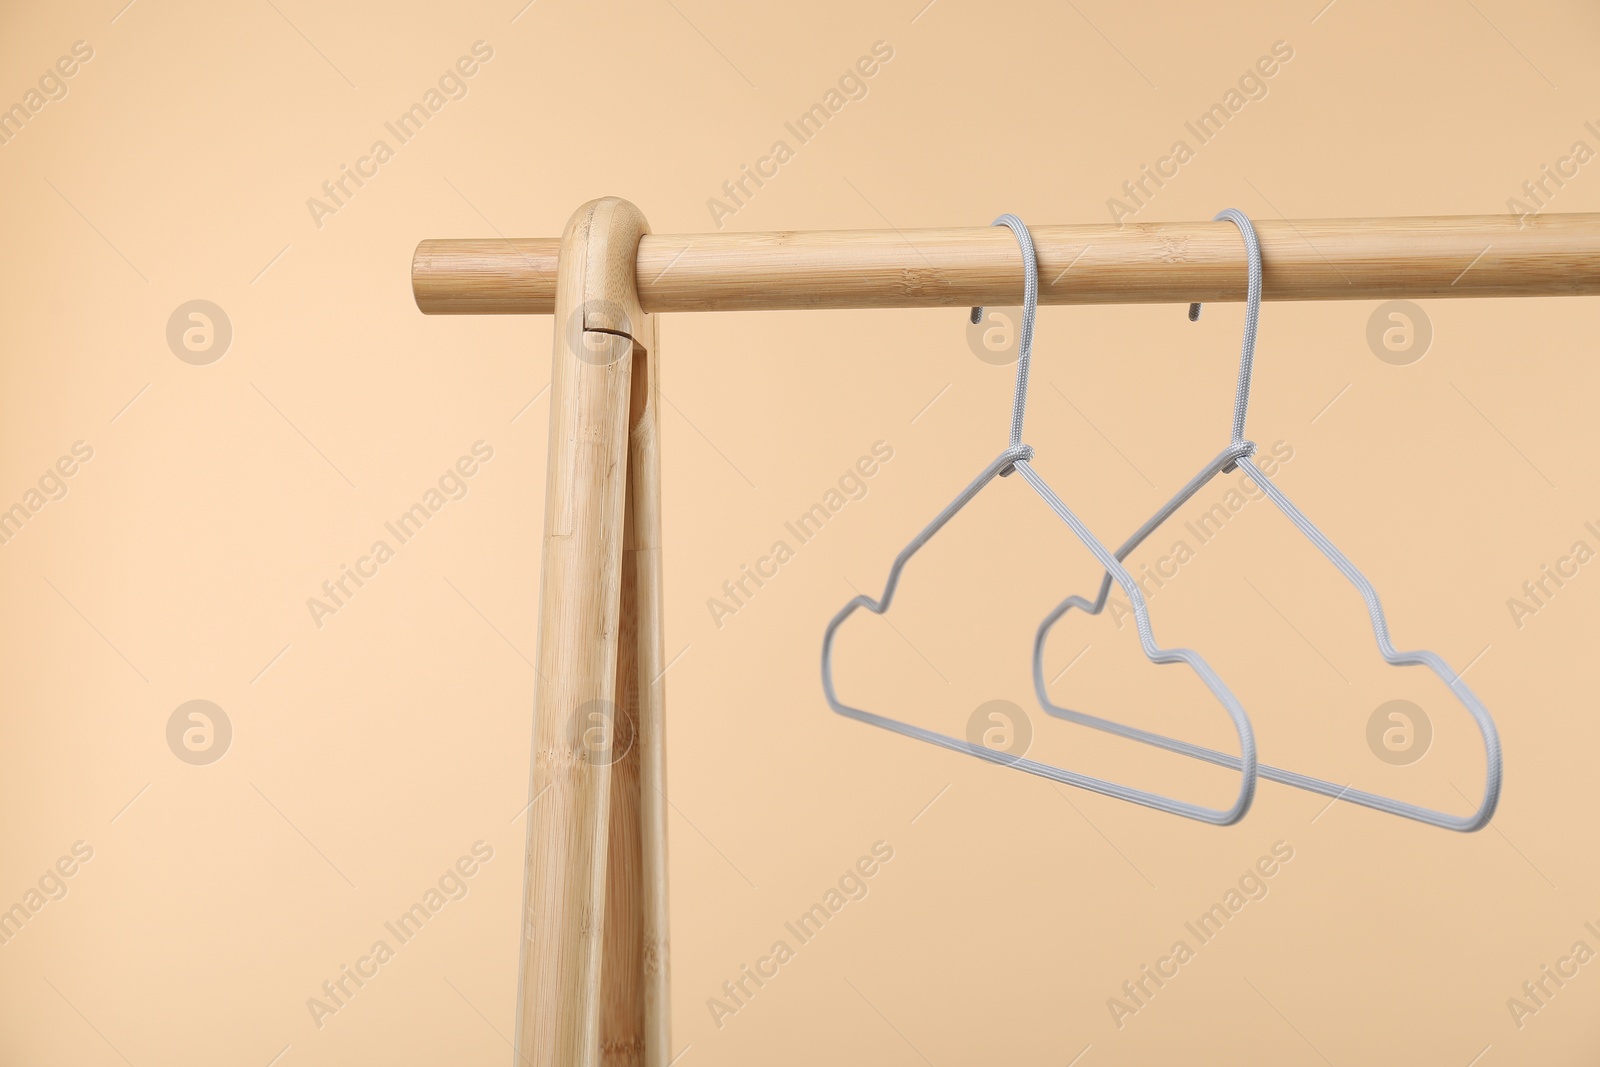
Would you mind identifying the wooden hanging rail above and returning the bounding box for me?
[413,212,1600,315]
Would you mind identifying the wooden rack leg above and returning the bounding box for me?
[630,312,672,1065]
[515,198,669,1067]
[599,311,670,1066]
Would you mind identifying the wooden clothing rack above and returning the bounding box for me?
[409,199,1600,1067]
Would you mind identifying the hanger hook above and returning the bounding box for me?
[1189,209,1263,468]
[971,214,1039,474]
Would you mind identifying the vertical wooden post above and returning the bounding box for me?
[599,312,671,1066]
[628,312,672,1066]
[515,198,669,1067]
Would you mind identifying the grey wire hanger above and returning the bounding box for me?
[1031,208,1503,832]
[822,214,1259,825]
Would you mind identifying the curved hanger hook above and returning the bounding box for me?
[1033,208,1503,831]
[1192,208,1263,465]
[822,215,1258,826]
[973,214,1038,472]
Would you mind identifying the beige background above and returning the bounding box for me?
[2,0,1598,1063]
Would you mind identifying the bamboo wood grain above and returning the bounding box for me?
[413,212,1600,315]
[514,198,650,1067]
